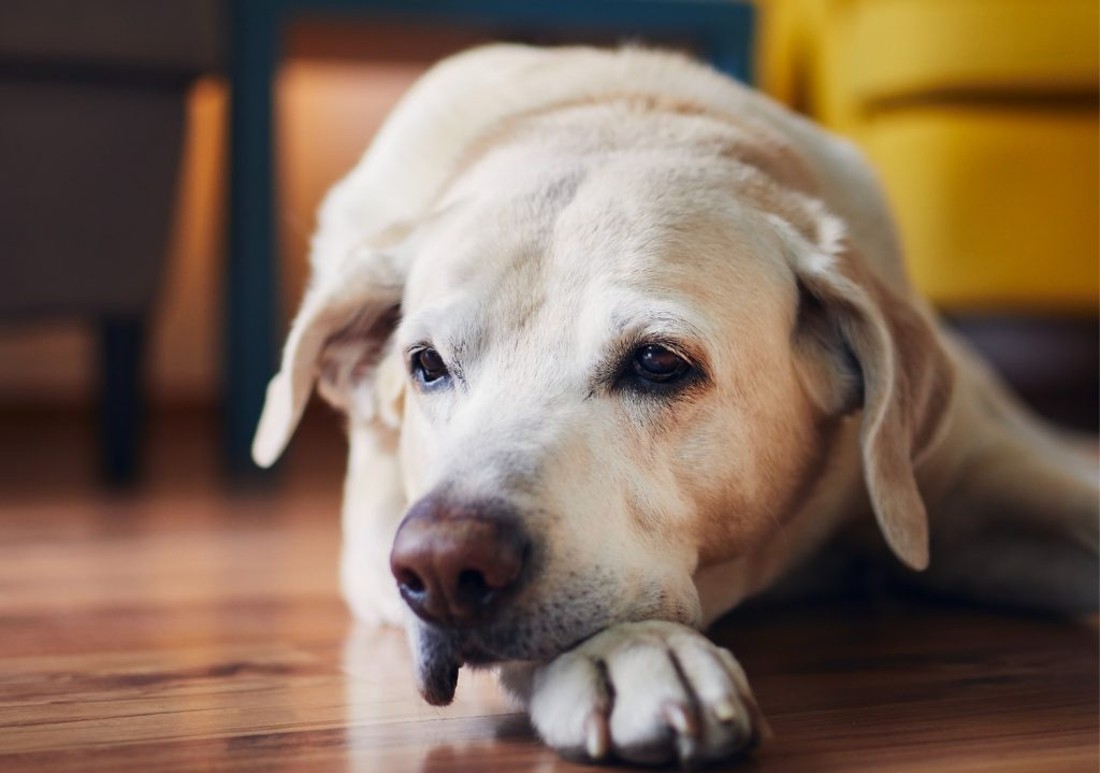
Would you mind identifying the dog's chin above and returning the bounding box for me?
[412,628,462,706]
[409,619,599,706]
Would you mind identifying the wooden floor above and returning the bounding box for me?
[0,408,1096,772]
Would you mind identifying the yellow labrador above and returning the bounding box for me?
[252,45,1099,766]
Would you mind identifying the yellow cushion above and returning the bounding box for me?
[848,0,1099,105]
[757,0,1100,312]
[866,106,1099,313]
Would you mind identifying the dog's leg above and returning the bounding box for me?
[498,621,766,767]
[340,422,407,626]
[914,356,1099,614]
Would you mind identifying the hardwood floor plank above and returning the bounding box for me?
[0,410,1095,771]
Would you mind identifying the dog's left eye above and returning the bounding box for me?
[411,347,449,385]
[632,344,691,384]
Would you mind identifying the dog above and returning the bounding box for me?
[250,45,1099,766]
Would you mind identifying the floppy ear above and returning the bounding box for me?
[793,235,955,571]
[251,246,406,469]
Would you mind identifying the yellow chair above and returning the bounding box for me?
[758,0,1099,314]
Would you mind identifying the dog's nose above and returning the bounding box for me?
[390,497,530,626]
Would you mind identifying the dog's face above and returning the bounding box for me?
[253,107,951,705]
[389,145,832,682]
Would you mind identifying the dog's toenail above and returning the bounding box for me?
[585,712,609,759]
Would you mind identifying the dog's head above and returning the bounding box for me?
[252,103,952,704]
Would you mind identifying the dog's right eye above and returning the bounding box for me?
[411,347,449,385]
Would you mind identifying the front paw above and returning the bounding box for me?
[526,621,766,767]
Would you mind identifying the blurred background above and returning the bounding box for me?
[0,0,1096,492]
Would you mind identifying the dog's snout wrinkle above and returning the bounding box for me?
[390,497,531,627]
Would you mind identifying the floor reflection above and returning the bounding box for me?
[341,620,558,771]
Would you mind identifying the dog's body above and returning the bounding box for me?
[253,46,1099,766]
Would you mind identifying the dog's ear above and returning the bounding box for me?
[792,228,954,571]
[251,245,407,469]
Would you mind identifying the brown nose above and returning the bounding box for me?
[390,497,531,627]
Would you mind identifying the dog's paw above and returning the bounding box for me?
[525,621,766,767]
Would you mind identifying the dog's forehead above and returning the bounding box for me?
[418,152,788,283]
[396,146,800,387]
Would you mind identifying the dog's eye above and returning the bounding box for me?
[632,344,691,384]
[412,347,449,384]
